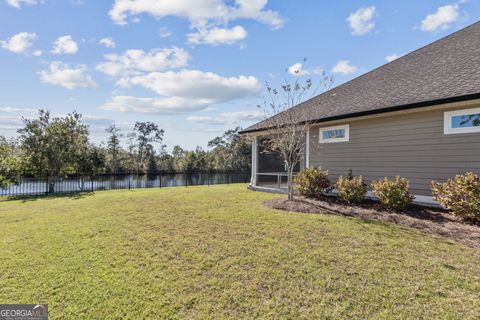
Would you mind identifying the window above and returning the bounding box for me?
[319,124,349,143]
[444,107,480,134]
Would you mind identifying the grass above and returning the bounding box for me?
[0,184,479,319]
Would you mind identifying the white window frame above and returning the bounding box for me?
[319,124,350,143]
[444,107,480,135]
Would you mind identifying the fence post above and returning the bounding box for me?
[227,172,229,185]
[91,175,94,192]
[185,173,187,187]
[128,172,131,190]
[159,173,161,188]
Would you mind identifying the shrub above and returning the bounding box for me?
[371,176,414,210]
[294,167,330,199]
[431,172,480,221]
[336,174,367,204]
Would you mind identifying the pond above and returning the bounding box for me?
[1,172,250,197]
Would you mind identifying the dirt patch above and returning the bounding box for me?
[264,196,480,249]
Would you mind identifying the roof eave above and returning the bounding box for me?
[239,92,480,135]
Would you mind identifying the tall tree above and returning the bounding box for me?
[18,110,90,192]
[172,145,187,172]
[208,127,251,172]
[129,122,165,173]
[257,60,333,200]
[157,149,174,172]
[105,124,123,173]
[0,136,21,189]
[75,144,106,191]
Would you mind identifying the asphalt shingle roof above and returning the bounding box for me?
[243,21,480,133]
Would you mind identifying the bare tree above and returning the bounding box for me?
[257,59,333,200]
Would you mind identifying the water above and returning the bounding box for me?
[1,172,250,197]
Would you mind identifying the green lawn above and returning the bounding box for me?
[1,185,479,319]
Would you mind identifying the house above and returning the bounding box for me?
[241,21,480,204]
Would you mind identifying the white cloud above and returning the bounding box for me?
[102,70,261,114]
[6,0,42,8]
[0,107,36,113]
[100,96,211,114]
[287,62,308,76]
[187,25,247,45]
[229,0,284,29]
[96,47,189,76]
[347,6,376,36]
[39,62,97,89]
[420,4,460,32]
[109,0,224,24]
[0,32,36,54]
[51,35,79,55]
[332,60,358,75]
[108,0,283,29]
[186,115,225,125]
[108,0,282,45]
[117,70,261,102]
[99,37,116,48]
[287,62,325,76]
[187,110,263,125]
[385,54,402,62]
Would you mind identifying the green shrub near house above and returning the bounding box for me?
[294,167,330,199]
[336,174,368,204]
[432,172,480,222]
[371,176,414,210]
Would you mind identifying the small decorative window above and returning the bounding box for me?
[319,124,349,143]
[444,107,480,134]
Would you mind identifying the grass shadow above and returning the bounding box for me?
[4,191,94,203]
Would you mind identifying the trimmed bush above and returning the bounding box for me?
[431,172,480,221]
[336,174,367,204]
[294,167,330,199]
[371,176,414,210]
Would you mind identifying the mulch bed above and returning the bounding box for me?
[264,196,480,249]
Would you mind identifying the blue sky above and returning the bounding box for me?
[1,0,479,150]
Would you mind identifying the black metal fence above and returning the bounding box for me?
[0,172,250,197]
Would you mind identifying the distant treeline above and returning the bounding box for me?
[0,110,251,189]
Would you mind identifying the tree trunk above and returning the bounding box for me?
[287,165,294,201]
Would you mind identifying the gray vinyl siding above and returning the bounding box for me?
[308,106,480,195]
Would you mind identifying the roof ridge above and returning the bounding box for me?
[292,20,480,111]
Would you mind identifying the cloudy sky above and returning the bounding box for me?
[1,0,479,149]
